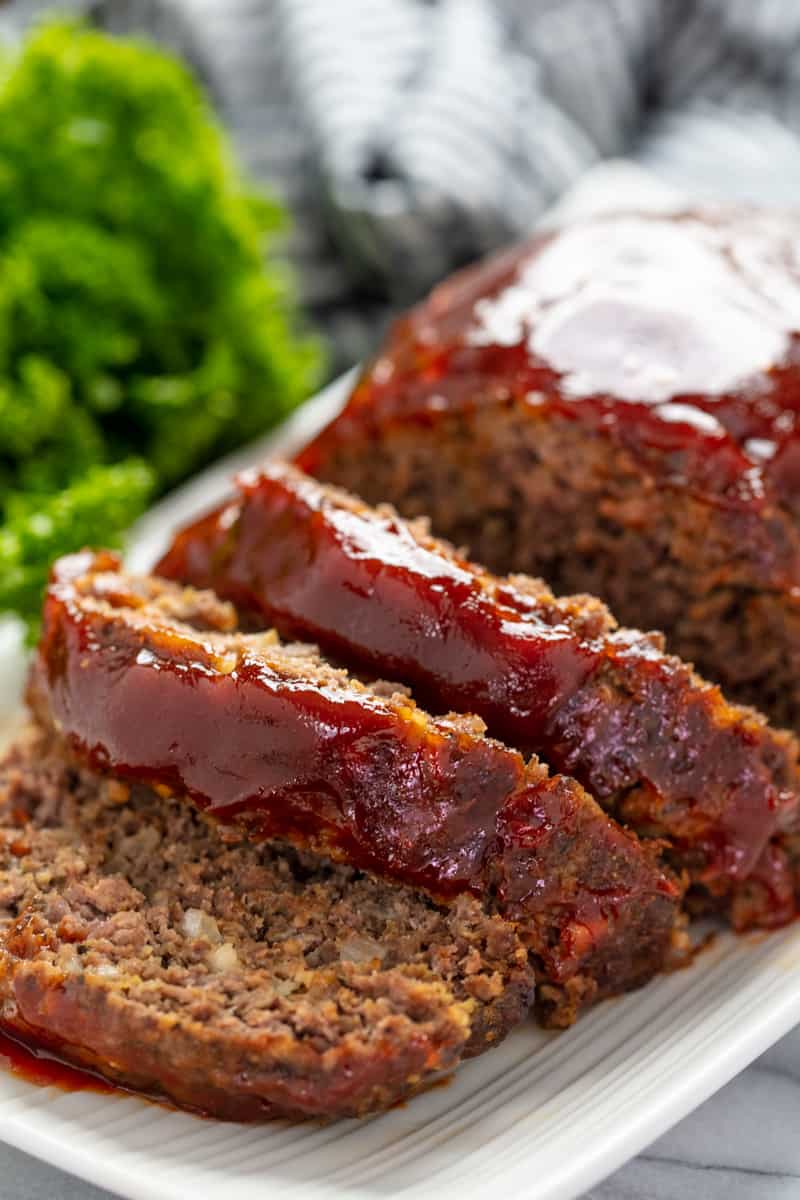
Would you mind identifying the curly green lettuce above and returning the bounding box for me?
[0,21,322,632]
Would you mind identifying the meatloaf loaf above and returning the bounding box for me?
[0,729,535,1120]
[155,461,800,931]
[29,550,684,1026]
[296,208,800,733]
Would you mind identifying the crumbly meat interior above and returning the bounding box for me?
[0,730,534,1119]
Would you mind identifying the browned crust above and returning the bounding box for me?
[1,964,461,1122]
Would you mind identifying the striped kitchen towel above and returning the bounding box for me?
[4,0,800,366]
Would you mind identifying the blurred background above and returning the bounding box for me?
[2,0,800,636]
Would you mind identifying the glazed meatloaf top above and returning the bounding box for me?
[29,551,683,1025]
[297,208,800,591]
[155,462,800,929]
[0,730,534,1120]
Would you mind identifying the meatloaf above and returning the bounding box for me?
[0,729,535,1120]
[29,550,684,1026]
[155,461,800,931]
[296,208,800,733]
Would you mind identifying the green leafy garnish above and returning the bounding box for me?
[0,20,322,634]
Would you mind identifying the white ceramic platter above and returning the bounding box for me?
[1,164,798,1200]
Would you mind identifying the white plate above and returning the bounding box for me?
[2,163,800,1200]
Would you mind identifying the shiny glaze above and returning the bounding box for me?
[0,1024,116,1095]
[158,464,605,731]
[0,1021,249,1118]
[156,463,800,916]
[32,551,680,991]
[298,210,800,559]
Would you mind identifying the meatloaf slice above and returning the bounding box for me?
[0,729,535,1120]
[155,461,800,931]
[29,551,683,1027]
[295,208,800,733]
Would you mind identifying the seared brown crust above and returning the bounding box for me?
[0,730,535,1120]
[156,461,800,930]
[29,552,683,1024]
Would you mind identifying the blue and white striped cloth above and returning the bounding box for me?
[4,0,800,366]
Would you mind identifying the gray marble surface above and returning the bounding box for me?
[2,1023,799,1200]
